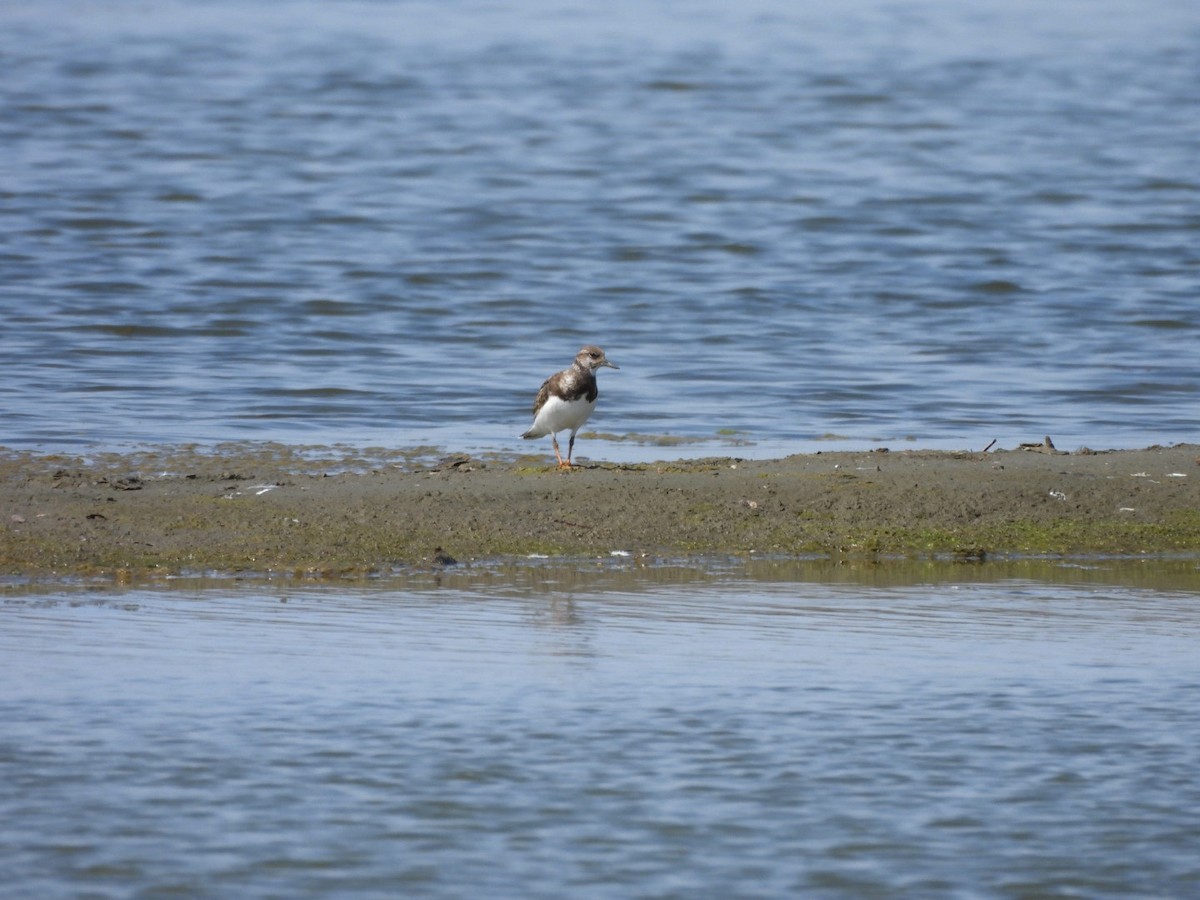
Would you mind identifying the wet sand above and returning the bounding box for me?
[2,442,1198,579]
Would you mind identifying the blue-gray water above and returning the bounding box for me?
[4,5,1200,893]
[2,0,1198,459]
[3,565,1200,898]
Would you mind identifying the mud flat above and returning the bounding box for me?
[2,442,1198,580]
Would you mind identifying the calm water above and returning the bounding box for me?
[3,563,1200,897]
[6,8,1199,894]
[1,0,1198,459]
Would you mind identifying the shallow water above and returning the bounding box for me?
[2,0,1199,459]
[3,565,1199,897]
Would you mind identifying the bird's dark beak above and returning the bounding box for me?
[603,359,619,370]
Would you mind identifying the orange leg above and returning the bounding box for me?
[551,435,575,469]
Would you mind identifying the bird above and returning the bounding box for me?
[521,345,619,468]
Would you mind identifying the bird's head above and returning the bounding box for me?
[576,345,619,372]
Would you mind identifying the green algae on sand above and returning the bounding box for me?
[2,443,1198,579]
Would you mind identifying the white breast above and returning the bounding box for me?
[529,394,597,437]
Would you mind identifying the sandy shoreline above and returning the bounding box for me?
[2,442,1198,579]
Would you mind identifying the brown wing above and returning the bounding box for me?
[530,377,553,416]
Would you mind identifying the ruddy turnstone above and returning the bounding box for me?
[521,345,619,468]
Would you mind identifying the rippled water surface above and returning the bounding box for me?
[1,0,1198,458]
[3,565,1200,897]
